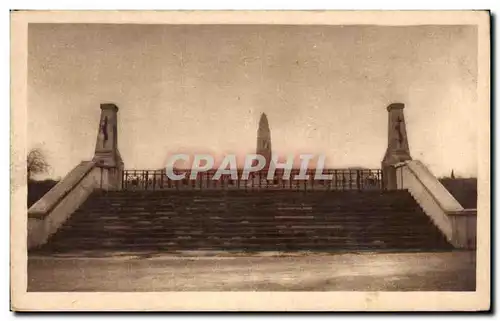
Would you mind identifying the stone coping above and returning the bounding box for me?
[394,160,464,214]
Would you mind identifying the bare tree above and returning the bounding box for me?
[27,148,49,180]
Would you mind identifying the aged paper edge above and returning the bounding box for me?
[10,10,491,311]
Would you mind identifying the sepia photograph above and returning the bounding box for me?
[10,10,490,311]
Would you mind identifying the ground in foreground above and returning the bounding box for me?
[28,251,476,291]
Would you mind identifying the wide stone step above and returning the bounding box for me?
[85,200,416,207]
[63,215,430,227]
[83,195,415,201]
[72,213,424,222]
[87,201,414,207]
[52,226,445,237]
[38,241,452,253]
[48,237,449,248]
[72,209,425,218]
[49,226,449,238]
[93,195,414,199]
[61,213,435,223]
[41,236,451,247]
[70,211,428,218]
[95,190,410,196]
[60,221,433,232]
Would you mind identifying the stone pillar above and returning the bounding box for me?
[92,103,124,190]
[382,103,412,190]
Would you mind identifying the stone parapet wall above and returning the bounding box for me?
[394,160,476,249]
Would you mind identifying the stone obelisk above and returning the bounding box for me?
[382,103,412,189]
[256,113,272,169]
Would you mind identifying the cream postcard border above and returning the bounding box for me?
[10,10,490,311]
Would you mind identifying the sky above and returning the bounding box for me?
[28,24,478,179]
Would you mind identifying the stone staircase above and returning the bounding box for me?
[33,190,453,253]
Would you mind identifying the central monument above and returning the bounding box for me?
[256,113,273,169]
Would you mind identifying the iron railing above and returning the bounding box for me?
[121,168,384,191]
